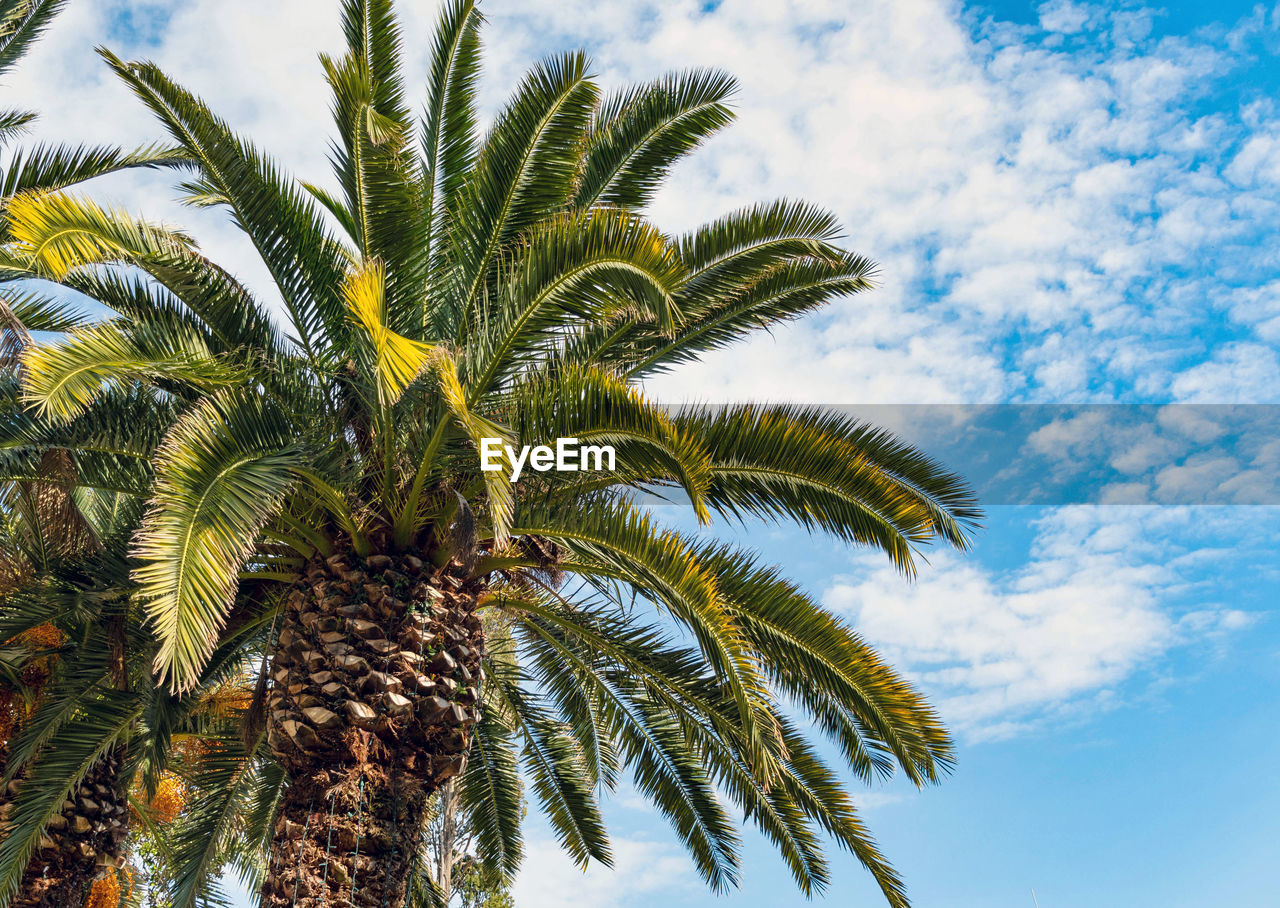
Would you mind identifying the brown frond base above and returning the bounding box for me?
[261,551,486,907]
[7,750,128,908]
[262,767,426,908]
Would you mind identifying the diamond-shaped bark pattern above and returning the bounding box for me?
[261,552,485,907]
[5,749,128,907]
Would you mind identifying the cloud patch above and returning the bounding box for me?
[513,835,695,908]
[7,0,1280,404]
[824,506,1264,740]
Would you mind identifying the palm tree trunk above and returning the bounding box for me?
[261,551,485,907]
[8,748,129,908]
[262,770,426,907]
[1,621,129,907]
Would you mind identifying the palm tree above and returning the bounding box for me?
[0,516,271,908]
[0,369,277,908]
[0,386,277,907]
[10,1,981,905]
[0,4,200,903]
[0,514,136,907]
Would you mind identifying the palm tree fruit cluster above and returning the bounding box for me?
[84,868,132,908]
[0,624,61,749]
[7,749,128,908]
[262,551,484,907]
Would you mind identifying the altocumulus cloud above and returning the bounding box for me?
[824,506,1267,741]
[8,0,1280,403]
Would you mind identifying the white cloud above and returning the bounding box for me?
[513,835,696,908]
[823,507,1264,740]
[1170,342,1280,402]
[6,0,1280,404]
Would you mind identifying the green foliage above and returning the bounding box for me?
[0,0,65,75]
[2,1,984,904]
[452,857,514,908]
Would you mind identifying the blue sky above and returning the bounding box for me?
[9,0,1280,905]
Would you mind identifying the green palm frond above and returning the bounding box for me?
[165,725,271,908]
[624,251,877,377]
[421,0,482,292]
[5,189,193,279]
[513,589,831,891]
[302,179,360,242]
[446,51,597,332]
[464,208,685,398]
[692,541,954,784]
[64,251,286,359]
[131,389,300,691]
[99,49,351,366]
[575,69,736,210]
[674,403,980,572]
[0,377,175,501]
[512,498,780,775]
[498,680,610,869]
[20,315,245,421]
[510,365,712,522]
[321,0,423,290]
[0,108,36,147]
[458,706,524,880]
[569,199,863,370]
[0,142,190,205]
[0,287,90,367]
[507,595,742,884]
[0,0,65,75]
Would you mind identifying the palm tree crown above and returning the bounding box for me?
[5,0,980,904]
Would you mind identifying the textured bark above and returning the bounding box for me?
[4,749,129,908]
[261,551,485,907]
[435,778,462,904]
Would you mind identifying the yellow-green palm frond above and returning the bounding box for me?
[132,389,300,691]
[5,190,193,279]
[342,257,434,405]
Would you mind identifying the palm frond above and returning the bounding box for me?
[0,107,36,146]
[464,208,685,399]
[513,498,778,777]
[625,252,877,377]
[0,0,65,75]
[0,142,190,204]
[675,403,981,571]
[166,726,269,908]
[497,681,611,868]
[20,315,244,421]
[0,287,90,367]
[510,364,712,522]
[421,0,483,308]
[322,0,422,289]
[445,51,597,332]
[575,69,736,210]
[693,541,955,786]
[100,49,351,367]
[5,189,193,279]
[458,706,524,880]
[131,389,300,691]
